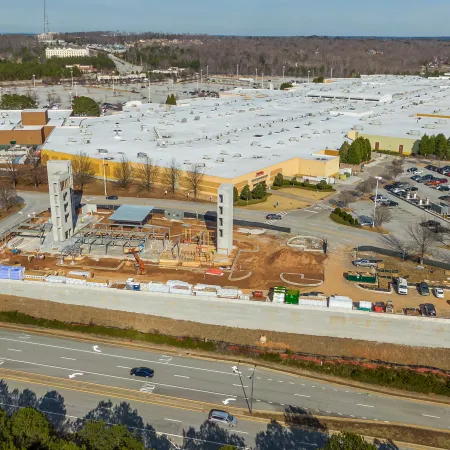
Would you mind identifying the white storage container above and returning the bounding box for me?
[217,288,242,299]
[46,275,67,284]
[272,293,285,303]
[169,285,192,295]
[359,301,373,310]
[298,298,327,307]
[328,295,353,309]
[148,282,171,293]
[194,290,217,298]
[86,281,109,288]
[193,284,219,291]
[166,280,190,287]
[239,294,251,301]
[65,277,87,285]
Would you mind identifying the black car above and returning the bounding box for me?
[106,195,119,200]
[266,213,282,220]
[130,367,154,378]
[407,167,418,173]
[404,186,418,192]
[420,303,437,317]
[418,281,430,296]
[411,175,422,181]
[438,195,450,201]
[436,185,450,192]
[381,200,398,207]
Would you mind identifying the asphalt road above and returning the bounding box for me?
[0,329,448,432]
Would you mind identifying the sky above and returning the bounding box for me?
[2,0,450,37]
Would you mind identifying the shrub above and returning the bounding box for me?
[334,207,341,215]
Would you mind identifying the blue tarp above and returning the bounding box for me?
[0,265,24,280]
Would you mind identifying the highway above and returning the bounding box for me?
[0,328,448,435]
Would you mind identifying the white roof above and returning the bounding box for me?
[40,75,450,178]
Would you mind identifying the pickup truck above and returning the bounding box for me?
[352,259,377,268]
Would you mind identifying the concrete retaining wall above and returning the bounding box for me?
[1,280,449,349]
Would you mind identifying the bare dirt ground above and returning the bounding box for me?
[239,194,308,211]
[0,294,448,370]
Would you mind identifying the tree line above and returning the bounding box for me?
[0,55,115,82]
[417,133,450,159]
[339,137,372,165]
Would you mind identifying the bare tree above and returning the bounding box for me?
[5,155,21,188]
[113,155,133,190]
[358,177,378,195]
[162,158,181,195]
[338,190,357,207]
[389,158,404,178]
[72,151,95,191]
[381,234,411,260]
[134,157,159,193]
[185,164,205,200]
[406,222,438,264]
[25,158,46,188]
[0,184,19,210]
[372,205,392,227]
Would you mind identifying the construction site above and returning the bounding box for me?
[0,204,326,292]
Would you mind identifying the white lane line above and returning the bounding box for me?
[1,358,238,399]
[0,337,237,377]
[362,417,367,420]
[268,401,273,404]
[300,383,305,386]
[294,394,311,398]
[174,375,190,379]
[7,349,22,352]
[278,381,283,383]
[289,382,295,385]
[303,210,319,214]
[256,377,262,380]
[422,414,440,419]
[117,366,132,369]
[233,384,248,388]
[164,418,182,423]
[61,357,76,361]
[233,430,249,435]
[267,379,273,381]
[357,404,374,408]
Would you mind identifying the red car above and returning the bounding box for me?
[437,178,448,184]
[374,302,386,313]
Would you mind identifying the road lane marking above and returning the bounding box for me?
[140,383,155,393]
[117,366,132,369]
[422,414,440,419]
[174,375,190,379]
[92,345,102,353]
[278,381,283,383]
[68,373,83,379]
[164,418,182,423]
[61,357,76,361]
[7,349,21,352]
[234,430,249,435]
[289,382,294,385]
[357,404,374,408]
[0,337,239,377]
[1,358,238,399]
[222,398,236,405]
[233,384,248,388]
[294,394,311,398]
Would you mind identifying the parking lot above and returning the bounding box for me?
[349,159,450,236]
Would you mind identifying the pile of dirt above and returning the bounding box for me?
[268,248,325,272]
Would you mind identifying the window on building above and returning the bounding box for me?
[219,218,223,226]
[219,229,223,238]
[219,194,224,204]
[219,206,223,215]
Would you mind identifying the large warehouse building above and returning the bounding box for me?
[3,75,450,196]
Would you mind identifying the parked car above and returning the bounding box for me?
[425,165,436,170]
[419,303,437,317]
[130,367,154,378]
[434,288,445,299]
[386,300,394,313]
[359,218,374,227]
[404,186,418,192]
[436,185,450,191]
[106,195,119,200]
[418,281,430,296]
[370,195,389,202]
[381,200,398,207]
[411,175,423,181]
[437,178,448,184]
[396,277,408,295]
[374,301,386,313]
[407,167,419,173]
[208,410,237,427]
[438,195,450,201]
[391,187,405,194]
[266,213,282,220]
[353,259,378,268]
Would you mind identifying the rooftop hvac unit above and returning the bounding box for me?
[194,116,200,121]
[203,155,211,160]
[183,160,191,165]
[117,151,124,155]
[438,119,447,124]
[301,134,310,139]
[98,149,108,154]
[216,157,225,163]
[252,155,263,159]
[408,130,421,136]
[220,150,229,155]
[181,118,187,123]
[233,153,242,158]
[196,163,206,168]
[137,152,147,158]
[289,137,299,142]
[424,124,436,129]
[251,141,261,147]
[353,125,364,130]
[277,141,285,145]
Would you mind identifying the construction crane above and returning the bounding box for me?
[124,248,146,275]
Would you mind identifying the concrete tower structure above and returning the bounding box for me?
[216,183,234,255]
[47,160,74,242]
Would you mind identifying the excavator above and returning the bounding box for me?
[124,247,146,275]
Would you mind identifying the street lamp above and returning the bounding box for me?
[373,176,383,226]
[330,67,333,79]
[147,72,151,102]
[308,70,310,84]
[102,157,108,197]
[200,69,203,85]
[206,65,209,78]
[32,74,36,90]
[236,64,239,78]
[282,65,285,81]
[70,67,74,89]
[233,362,256,414]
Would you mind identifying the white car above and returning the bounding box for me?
[434,288,445,299]
[412,169,423,174]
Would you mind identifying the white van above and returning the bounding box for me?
[397,278,408,295]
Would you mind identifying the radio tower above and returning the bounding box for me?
[43,0,50,34]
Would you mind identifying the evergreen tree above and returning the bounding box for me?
[346,143,361,164]
[339,141,350,163]
[240,184,252,200]
[418,134,433,155]
[364,138,372,161]
[435,133,448,158]
[72,96,100,117]
[273,173,284,186]
[233,186,239,202]
[252,182,266,199]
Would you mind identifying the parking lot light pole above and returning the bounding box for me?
[373,176,383,226]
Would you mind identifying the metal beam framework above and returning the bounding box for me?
[73,223,170,255]
[2,219,49,246]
